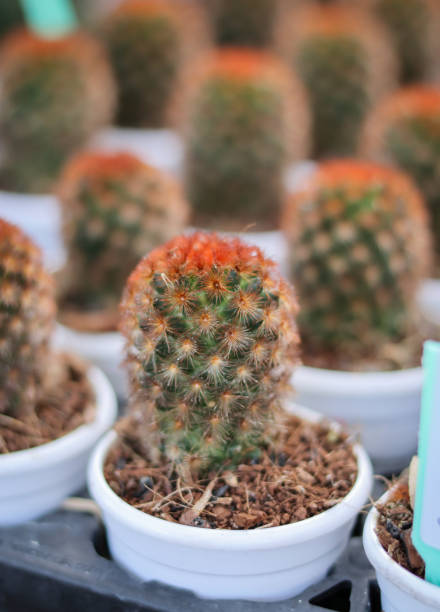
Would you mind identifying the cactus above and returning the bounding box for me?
[279,3,396,157]
[120,232,300,474]
[0,1,24,40]
[207,0,279,47]
[183,48,309,231]
[0,29,115,193]
[363,86,440,268]
[0,219,55,418]
[283,160,430,363]
[100,0,194,128]
[58,152,190,328]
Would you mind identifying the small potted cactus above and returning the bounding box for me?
[277,1,396,157]
[96,0,206,176]
[0,219,117,526]
[54,151,190,397]
[181,47,309,263]
[283,160,432,473]
[0,27,116,269]
[88,232,372,601]
[362,86,440,326]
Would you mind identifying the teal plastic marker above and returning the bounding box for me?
[20,0,77,38]
[413,340,440,586]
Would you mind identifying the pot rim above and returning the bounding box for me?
[88,403,372,550]
[363,485,440,606]
[0,365,117,475]
[55,322,124,345]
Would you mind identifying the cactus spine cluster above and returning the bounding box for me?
[183,48,309,231]
[207,0,279,47]
[58,152,190,327]
[280,3,396,157]
[283,161,430,361]
[0,220,55,418]
[120,232,300,474]
[363,86,440,267]
[100,0,189,127]
[0,30,115,193]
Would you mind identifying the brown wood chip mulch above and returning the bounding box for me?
[105,415,358,530]
[0,353,95,453]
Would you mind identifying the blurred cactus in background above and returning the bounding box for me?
[100,0,203,128]
[120,232,300,474]
[182,48,309,231]
[58,152,189,331]
[283,161,430,366]
[363,86,440,269]
[0,220,55,418]
[206,0,280,47]
[0,1,24,40]
[278,2,396,158]
[0,30,116,193]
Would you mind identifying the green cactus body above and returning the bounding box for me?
[101,0,183,127]
[0,1,24,39]
[363,87,440,267]
[58,152,189,328]
[120,232,299,474]
[183,49,309,231]
[283,4,395,158]
[0,220,55,418]
[0,30,115,193]
[208,0,278,47]
[283,161,430,361]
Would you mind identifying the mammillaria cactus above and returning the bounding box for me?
[0,220,55,418]
[283,161,430,367]
[0,29,115,193]
[278,2,396,157]
[183,48,309,231]
[100,0,201,128]
[120,232,300,474]
[206,0,279,47]
[58,152,190,331]
[362,86,440,267]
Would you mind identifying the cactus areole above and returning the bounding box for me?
[120,233,300,474]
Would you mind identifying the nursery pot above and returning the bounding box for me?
[54,324,127,399]
[417,279,440,327]
[0,366,117,526]
[0,190,64,271]
[91,127,183,178]
[363,487,440,612]
[88,404,372,602]
[292,366,423,475]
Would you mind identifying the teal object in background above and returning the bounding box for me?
[413,340,440,586]
[20,0,77,37]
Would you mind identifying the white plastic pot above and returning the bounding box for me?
[292,366,423,474]
[417,279,440,327]
[88,404,372,602]
[91,127,183,178]
[0,190,65,271]
[53,324,127,399]
[0,366,117,527]
[363,487,440,612]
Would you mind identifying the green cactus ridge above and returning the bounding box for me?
[208,0,278,47]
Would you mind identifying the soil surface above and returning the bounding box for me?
[376,480,425,578]
[0,354,95,453]
[105,415,358,529]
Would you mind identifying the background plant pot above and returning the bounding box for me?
[292,366,423,475]
[0,190,65,271]
[0,366,117,527]
[91,127,183,178]
[88,404,372,602]
[417,279,440,327]
[54,324,127,399]
[363,487,440,612]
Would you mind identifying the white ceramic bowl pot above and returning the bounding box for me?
[293,367,423,475]
[418,279,440,328]
[363,487,440,612]
[88,404,373,602]
[0,190,65,271]
[0,366,117,527]
[54,324,127,399]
